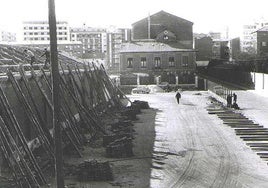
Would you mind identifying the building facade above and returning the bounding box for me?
[23,21,70,42]
[106,28,131,73]
[230,37,241,59]
[0,31,16,42]
[70,27,107,59]
[242,18,268,53]
[256,26,268,56]
[120,11,196,85]
[132,10,193,49]
[21,21,83,57]
[120,41,196,85]
[194,36,213,61]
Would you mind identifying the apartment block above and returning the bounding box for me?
[23,21,70,42]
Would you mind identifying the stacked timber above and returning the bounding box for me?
[132,100,150,109]
[76,160,113,181]
[103,120,134,147]
[106,137,133,158]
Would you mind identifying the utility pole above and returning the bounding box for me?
[48,0,64,187]
[148,12,150,39]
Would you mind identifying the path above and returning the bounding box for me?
[130,91,268,188]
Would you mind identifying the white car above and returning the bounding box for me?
[131,86,150,94]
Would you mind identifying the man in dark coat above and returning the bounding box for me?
[40,48,50,68]
[175,92,181,104]
[227,94,232,107]
[233,93,237,103]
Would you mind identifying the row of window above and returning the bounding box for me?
[75,34,101,38]
[24,37,68,41]
[24,32,68,36]
[24,26,67,30]
[126,56,188,68]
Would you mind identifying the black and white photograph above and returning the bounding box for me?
[0,0,268,187]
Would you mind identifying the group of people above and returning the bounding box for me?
[175,90,240,110]
[227,93,239,109]
[23,48,50,68]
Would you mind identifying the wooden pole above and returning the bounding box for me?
[48,0,64,187]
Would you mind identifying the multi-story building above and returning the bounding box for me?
[70,27,107,59]
[242,18,268,53]
[230,37,241,59]
[212,40,230,60]
[194,36,213,61]
[0,31,16,42]
[256,26,268,56]
[106,27,131,73]
[23,21,70,42]
[120,11,196,85]
[21,21,83,58]
[208,32,221,40]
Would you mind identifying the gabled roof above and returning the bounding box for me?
[120,41,195,53]
[132,10,193,26]
[256,26,268,32]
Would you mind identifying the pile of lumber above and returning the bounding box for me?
[76,160,113,181]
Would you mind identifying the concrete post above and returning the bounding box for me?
[195,75,198,88]
[137,74,140,86]
[204,79,207,90]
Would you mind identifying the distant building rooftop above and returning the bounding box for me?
[256,26,268,32]
[120,41,195,53]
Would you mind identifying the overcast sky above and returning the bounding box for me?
[1,0,268,40]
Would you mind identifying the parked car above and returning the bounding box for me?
[131,86,150,94]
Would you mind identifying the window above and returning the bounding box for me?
[141,57,147,68]
[262,42,267,46]
[127,58,133,68]
[34,27,38,29]
[182,56,188,67]
[169,57,175,67]
[154,57,161,68]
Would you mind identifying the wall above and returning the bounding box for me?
[251,72,268,95]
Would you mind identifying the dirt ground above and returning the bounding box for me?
[43,107,156,188]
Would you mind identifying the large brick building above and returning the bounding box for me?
[120,41,196,85]
[120,11,196,85]
[132,10,193,48]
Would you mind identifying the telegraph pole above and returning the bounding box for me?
[48,0,64,187]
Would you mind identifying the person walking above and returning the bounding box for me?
[175,91,181,104]
[40,48,50,68]
[227,94,232,108]
[24,49,35,65]
[233,93,237,103]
